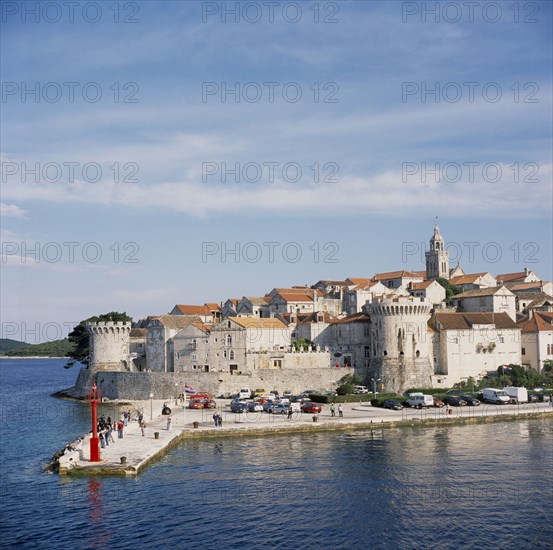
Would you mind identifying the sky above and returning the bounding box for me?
[1,0,552,343]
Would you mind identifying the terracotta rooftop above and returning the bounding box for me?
[496,271,534,282]
[331,312,370,324]
[409,280,435,290]
[518,311,553,333]
[150,315,203,329]
[173,304,211,316]
[243,296,270,305]
[129,328,147,338]
[346,277,374,286]
[450,272,494,285]
[432,312,517,330]
[228,317,287,329]
[271,292,314,303]
[374,270,422,280]
[297,312,339,325]
[204,303,221,311]
[452,286,513,299]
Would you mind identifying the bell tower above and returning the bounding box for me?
[425,223,449,279]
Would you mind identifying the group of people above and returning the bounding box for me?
[95,410,149,448]
[212,412,223,427]
[329,404,344,417]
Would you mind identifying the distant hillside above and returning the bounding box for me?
[0,338,29,353]
[3,338,76,358]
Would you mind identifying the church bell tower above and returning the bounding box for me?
[425,223,449,279]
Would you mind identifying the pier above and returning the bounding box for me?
[56,400,553,476]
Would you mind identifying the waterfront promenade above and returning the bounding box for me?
[57,399,553,476]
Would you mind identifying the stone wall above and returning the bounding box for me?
[91,367,345,400]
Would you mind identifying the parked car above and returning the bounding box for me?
[323,390,338,396]
[446,389,464,395]
[262,400,275,412]
[282,391,293,398]
[189,399,205,409]
[203,399,217,409]
[268,403,289,414]
[383,399,403,411]
[302,390,318,397]
[231,401,247,413]
[527,393,539,403]
[445,396,467,406]
[433,398,445,408]
[238,388,252,399]
[353,385,369,394]
[460,395,480,406]
[301,402,322,413]
[247,401,263,412]
[253,388,266,397]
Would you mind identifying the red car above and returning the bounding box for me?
[189,399,205,409]
[203,399,217,409]
[433,398,445,408]
[301,402,322,413]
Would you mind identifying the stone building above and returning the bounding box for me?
[518,311,553,372]
[430,312,521,387]
[451,286,516,321]
[449,272,497,291]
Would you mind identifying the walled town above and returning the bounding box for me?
[65,225,553,401]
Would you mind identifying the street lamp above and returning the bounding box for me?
[370,377,381,396]
[149,393,154,420]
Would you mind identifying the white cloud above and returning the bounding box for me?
[1,203,28,218]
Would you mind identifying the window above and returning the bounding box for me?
[548,344,553,355]
[191,339,197,349]
[227,321,231,328]
[226,335,232,346]
[522,348,526,355]
[364,346,370,358]
[499,337,504,343]
[229,350,235,360]
[273,359,282,368]
[223,350,227,358]
[192,354,197,360]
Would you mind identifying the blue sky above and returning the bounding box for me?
[1,0,552,343]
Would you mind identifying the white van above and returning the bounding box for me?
[238,388,252,399]
[481,388,510,404]
[406,394,434,408]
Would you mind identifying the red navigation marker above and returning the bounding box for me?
[88,381,101,462]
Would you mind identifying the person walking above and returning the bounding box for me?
[138,412,143,425]
[287,406,293,420]
[549,394,553,407]
[117,420,124,438]
[99,430,105,449]
[140,420,146,436]
[338,404,343,417]
[107,425,115,443]
[213,412,219,427]
[330,404,335,417]
[218,413,223,427]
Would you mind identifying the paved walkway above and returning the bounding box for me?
[57,399,553,475]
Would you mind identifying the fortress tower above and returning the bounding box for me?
[86,321,132,371]
[367,296,434,393]
[425,223,449,280]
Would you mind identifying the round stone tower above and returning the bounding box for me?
[86,321,132,371]
[367,296,433,393]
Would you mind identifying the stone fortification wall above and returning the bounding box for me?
[92,368,345,400]
[87,321,132,371]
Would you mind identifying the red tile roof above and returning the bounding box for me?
[518,311,553,332]
[374,270,422,280]
[496,271,530,282]
[432,312,517,330]
[450,272,493,285]
[173,304,211,316]
[204,303,221,311]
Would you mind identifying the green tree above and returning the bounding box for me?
[67,311,132,366]
[436,277,463,303]
[292,338,314,351]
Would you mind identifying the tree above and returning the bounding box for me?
[436,277,463,303]
[292,338,314,351]
[67,311,132,366]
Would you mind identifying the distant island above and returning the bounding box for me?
[0,338,76,358]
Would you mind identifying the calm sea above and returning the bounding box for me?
[1,359,552,549]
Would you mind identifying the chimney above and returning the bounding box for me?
[524,267,529,276]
